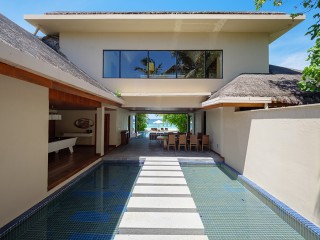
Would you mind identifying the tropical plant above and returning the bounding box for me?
[255,0,320,92]
[136,113,148,131]
[134,57,162,76]
[162,114,188,132]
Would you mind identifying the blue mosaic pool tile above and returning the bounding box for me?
[0,162,141,240]
[70,212,110,223]
[181,164,310,240]
[69,233,113,240]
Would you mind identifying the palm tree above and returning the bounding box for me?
[134,57,162,76]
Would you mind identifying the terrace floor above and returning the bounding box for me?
[49,133,223,190]
[104,133,224,162]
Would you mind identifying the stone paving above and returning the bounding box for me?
[114,157,209,240]
[103,134,224,162]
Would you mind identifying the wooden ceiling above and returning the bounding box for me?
[0,62,121,108]
[49,89,101,110]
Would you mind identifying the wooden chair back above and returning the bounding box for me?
[167,134,176,151]
[189,135,198,151]
[202,135,209,144]
[202,135,210,151]
[190,135,197,145]
[168,134,176,145]
[179,134,186,144]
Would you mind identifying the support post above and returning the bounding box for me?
[96,107,105,156]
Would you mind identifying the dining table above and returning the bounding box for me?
[156,135,168,149]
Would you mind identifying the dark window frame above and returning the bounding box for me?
[103,50,223,79]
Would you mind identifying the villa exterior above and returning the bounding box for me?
[0,11,320,231]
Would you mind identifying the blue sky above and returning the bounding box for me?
[0,0,315,70]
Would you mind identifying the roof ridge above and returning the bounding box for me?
[0,14,117,98]
[44,11,286,15]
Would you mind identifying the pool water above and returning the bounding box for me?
[181,164,304,240]
[1,163,141,240]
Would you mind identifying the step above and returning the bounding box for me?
[144,161,180,166]
[143,157,178,162]
[118,212,205,235]
[142,166,182,171]
[132,186,191,197]
[136,177,187,186]
[139,171,184,178]
[114,235,209,240]
[127,197,196,212]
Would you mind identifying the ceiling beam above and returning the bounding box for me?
[203,103,265,110]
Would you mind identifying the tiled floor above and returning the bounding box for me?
[103,133,224,162]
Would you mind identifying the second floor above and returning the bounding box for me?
[25,12,304,95]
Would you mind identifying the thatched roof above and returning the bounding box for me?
[45,11,285,15]
[0,14,115,96]
[208,65,320,105]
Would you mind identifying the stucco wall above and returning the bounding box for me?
[105,110,117,146]
[0,75,48,227]
[105,108,130,146]
[207,105,320,226]
[115,108,130,146]
[194,110,204,135]
[55,110,96,145]
[60,32,269,95]
[206,108,224,154]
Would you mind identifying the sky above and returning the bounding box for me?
[0,0,316,70]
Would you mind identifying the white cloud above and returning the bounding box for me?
[274,51,309,71]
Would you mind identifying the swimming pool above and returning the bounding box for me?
[0,162,141,240]
[181,164,315,240]
[1,160,319,239]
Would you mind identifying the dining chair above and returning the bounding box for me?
[202,135,210,152]
[189,135,198,151]
[197,132,203,139]
[167,134,176,151]
[178,134,187,151]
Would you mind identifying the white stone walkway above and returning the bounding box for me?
[114,157,209,240]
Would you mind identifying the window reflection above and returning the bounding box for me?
[103,50,223,79]
[205,51,222,78]
[148,51,176,78]
[103,51,120,78]
[177,51,205,78]
[121,51,148,78]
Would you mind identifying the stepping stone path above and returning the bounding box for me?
[115,157,209,240]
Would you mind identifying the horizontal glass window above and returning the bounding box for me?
[149,51,177,78]
[205,51,222,79]
[103,50,223,79]
[177,51,205,78]
[121,51,148,78]
[103,51,120,78]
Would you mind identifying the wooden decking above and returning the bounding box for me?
[48,145,115,190]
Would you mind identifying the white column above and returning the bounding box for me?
[96,107,105,156]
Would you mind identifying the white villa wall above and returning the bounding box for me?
[194,110,203,135]
[55,110,96,145]
[105,108,130,146]
[60,32,269,95]
[206,108,223,154]
[115,108,130,146]
[121,96,205,109]
[0,75,48,227]
[105,110,117,146]
[207,105,320,226]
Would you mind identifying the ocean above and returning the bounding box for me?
[146,118,177,131]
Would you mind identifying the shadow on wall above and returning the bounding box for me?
[223,107,253,174]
